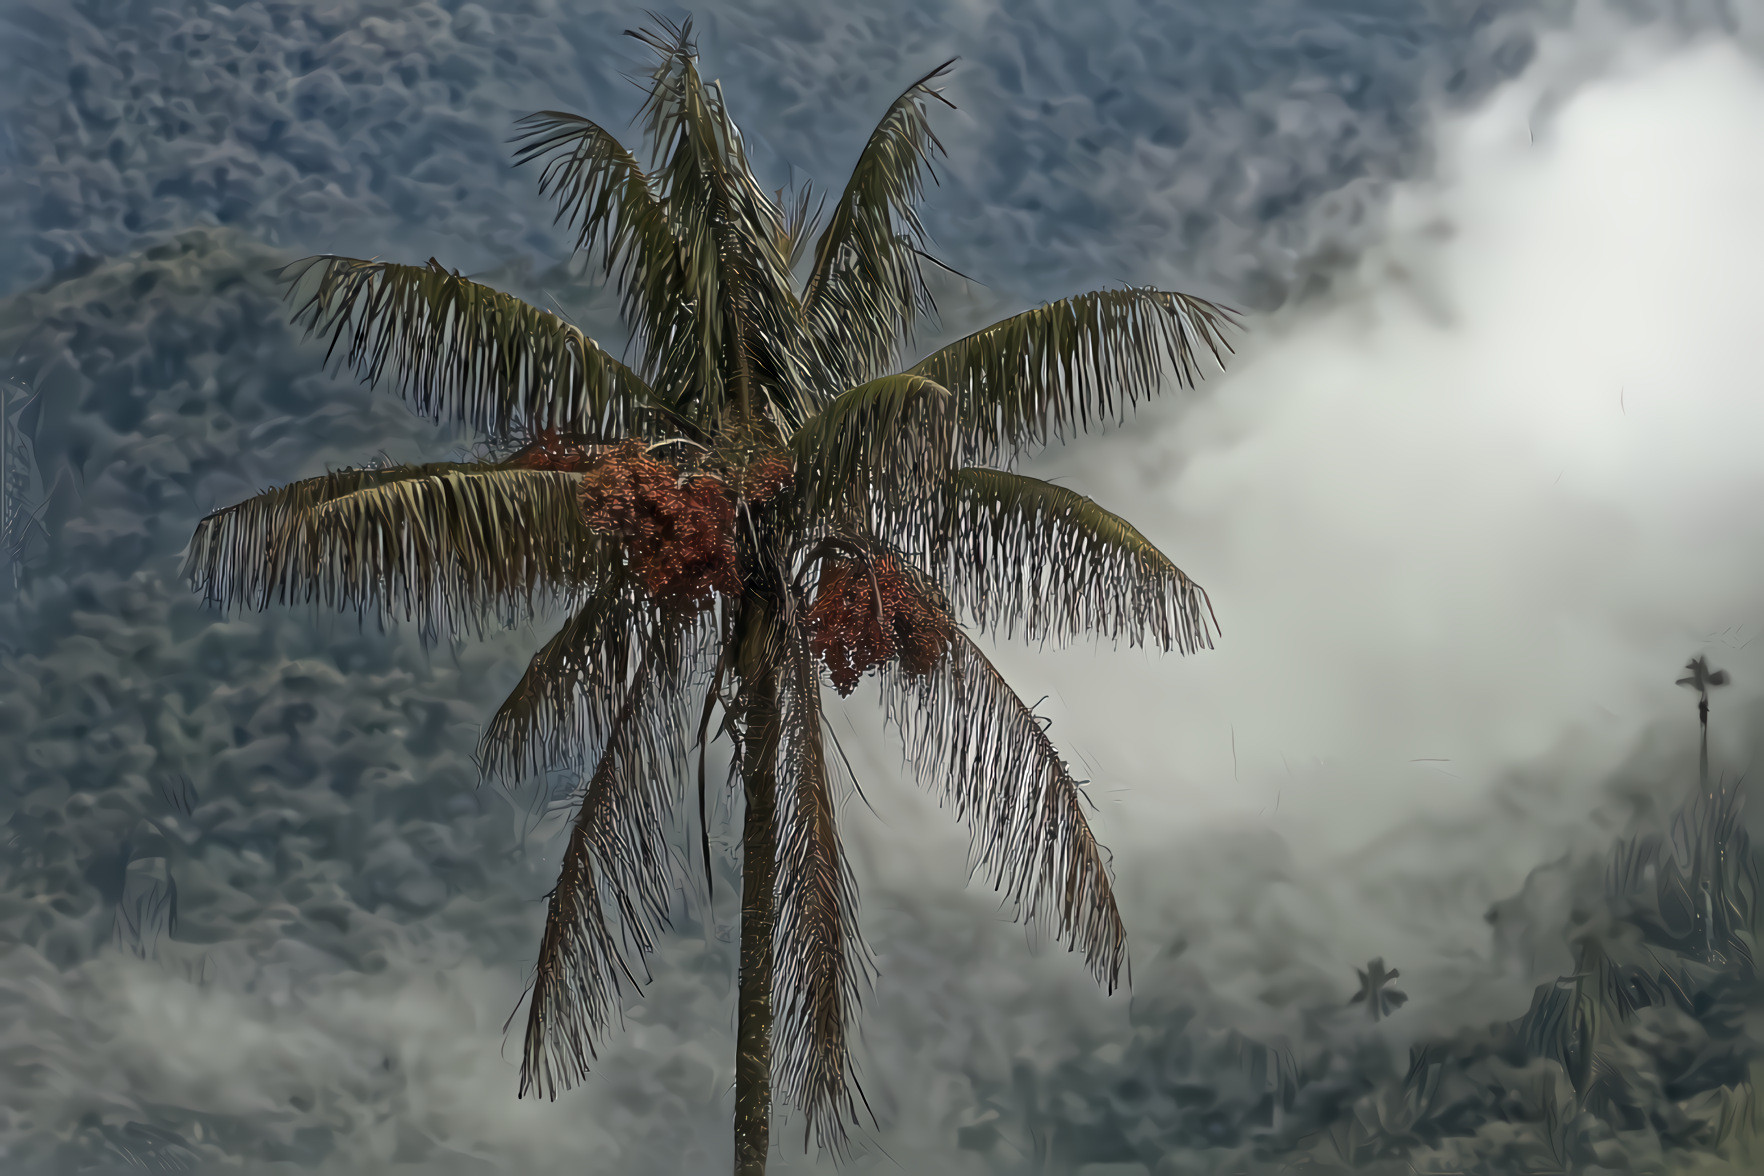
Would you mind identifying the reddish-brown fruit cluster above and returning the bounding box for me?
[806,556,952,695]
[732,450,795,505]
[577,439,742,610]
[506,428,600,472]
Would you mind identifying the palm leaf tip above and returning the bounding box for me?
[883,633,1128,991]
[772,627,874,1152]
[913,286,1239,460]
[939,468,1217,654]
[518,615,707,1100]
[184,462,610,637]
[802,60,960,386]
[278,255,663,440]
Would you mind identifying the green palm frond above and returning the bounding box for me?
[188,33,1241,1138]
[186,463,610,636]
[936,468,1215,653]
[511,109,672,273]
[778,181,825,273]
[282,256,667,440]
[882,630,1127,990]
[518,613,709,1101]
[910,286,1238,461]
[789,373,955,536]
[511,111,692,392]
[801,60,956,387]
[477,581,655,785]
[772,624,871,1153]
[629,21,812,428]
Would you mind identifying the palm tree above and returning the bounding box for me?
[185,20,1234,1174]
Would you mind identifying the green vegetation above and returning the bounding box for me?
[183,20,1234,1173]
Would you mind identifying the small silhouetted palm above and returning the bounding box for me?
[1350,958,1408,1021]
[1677,655,1729,732]
[186,20,1233,1173]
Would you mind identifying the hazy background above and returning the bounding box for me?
[4,0,1764,1172]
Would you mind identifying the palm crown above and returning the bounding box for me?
[185,19,1234,1172]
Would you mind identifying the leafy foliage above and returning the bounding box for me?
[186,462,610,638]
[911,286,1238,463]
[789,373,955,534]
[1348,958,1408,1022]
[283,256,666,440]
[476,581,650,785]
[801,60,955,388]
[517,611,712,1101]
[936,468,1216,652]
[628,19,814,431]
[1,378,43,588]
[771,625,872,1152]
[883,630,1127,990]
[189,17,1236,1159]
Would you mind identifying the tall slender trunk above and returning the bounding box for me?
[734,617,780,1176]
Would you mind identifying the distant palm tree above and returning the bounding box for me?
[1349,957,1408,1021]
[186,20,1233,1173]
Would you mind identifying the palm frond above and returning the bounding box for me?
[519,612,710,1101]
[477,580,654,785]
[281,256,667,440]
[909,286,1238,461]
[936,468,1215,653]
[801,61,956,386]
[630,21,813,427]
[772,623,871,1153]
[789,373,955,538]
[511,111,692,395]
[882,629,1126,990]
[779,181,825,273]
[512,109,670,273]
[185,463,610,636]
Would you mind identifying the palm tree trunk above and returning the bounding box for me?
[734,627,780,1176]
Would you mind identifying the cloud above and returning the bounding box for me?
[824,16,1764,1169]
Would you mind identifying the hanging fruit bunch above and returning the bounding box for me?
[727,448,794,506]
[710,426,795,507]
[576,438,742,611]
[505,427,603,472]
[806,554,952,695]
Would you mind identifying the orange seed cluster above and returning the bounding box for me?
[731,449,795,505]
[806,556,951,695]
[506,428,600,472]
[577,439,742,610]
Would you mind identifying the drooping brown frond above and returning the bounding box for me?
[788,374,954,540]
[185,463,611,636]
[935,468,1216,653]
[910,286,1238,462]
[477,580,652,785]
[519,611,711,1101]
[771,623,872,1153]
[281,255,667,440]
[801,61,956,387]
[882,630,1127,990]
